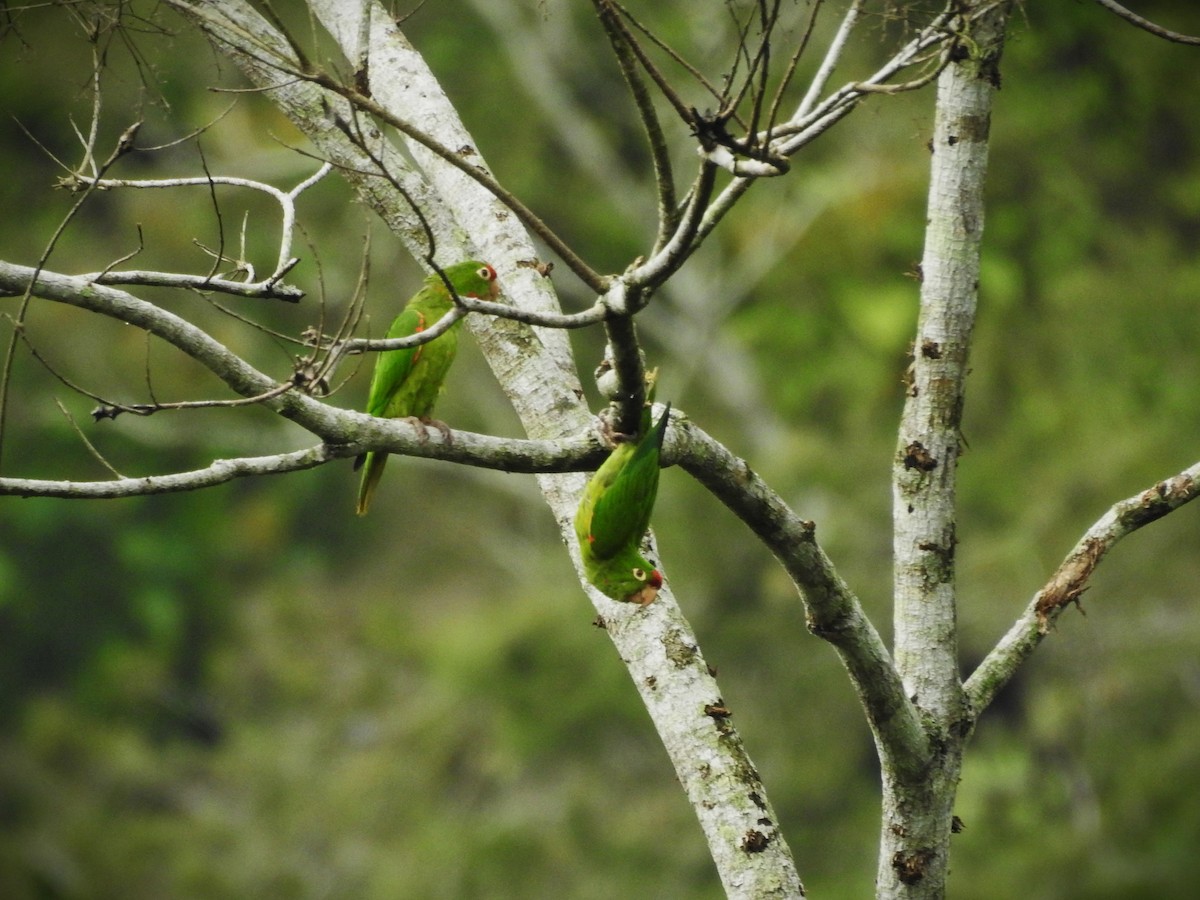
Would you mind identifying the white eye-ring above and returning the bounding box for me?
[632,567,647,582]
[477,265,496,281]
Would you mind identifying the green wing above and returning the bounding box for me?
[354,261,498,516]
[579,404,670,560]
[354,287,454,516]
[363,304,427,419]
[352,301,439,518]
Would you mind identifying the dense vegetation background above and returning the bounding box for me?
[1,2,1198,897]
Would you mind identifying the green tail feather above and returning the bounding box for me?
[356,451,388,516]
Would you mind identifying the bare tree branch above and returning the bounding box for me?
[85,265,304,301]
[69,162,331,300]
[5,0,1193,895]
[2,260,299,408]
[1,443,343,498]
[0,260,613,475]
[673,415,930,773]
[275,4,805,890]
[591,0,678,252]
[796,0,858,119]
[965,459,1200,713]
[90,382,298,421]
[877,3,1012,894]
[609,0,728,107]
[1090,0,1200,45]
[0,108,141,471]
[785,19,955,145]
[0,425,619,499]
[55,398,125,478]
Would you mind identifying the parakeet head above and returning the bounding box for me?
[589,551,664,605]
[437,260,500,300]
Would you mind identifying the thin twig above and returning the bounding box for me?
[610,0,727,107]
[91,381,298,421]
[851,56,948,94]
[55,399,125,478]
[328,102,440,263]
[304,70,609,293]
[1090,0,1200,45]
[92,224,147,282]
[1,444,348,499]
[0,116,141,472]
[84,267,304,301]
[5,310,139,415]
[592,0,678,253]
[741,0,782,148]
[583,1,697,133]
[197,143,226,283]
[764,0,823,138]
[282,225,364,399]
[796,0,861,119]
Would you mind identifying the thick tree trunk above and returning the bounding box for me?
[882,3,1012,897]
[167,2,805,895]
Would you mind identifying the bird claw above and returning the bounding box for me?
[597,414,635,448]
[406,416,453,444]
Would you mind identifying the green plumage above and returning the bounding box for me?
[574,402,670,604]
[355,261,499,516]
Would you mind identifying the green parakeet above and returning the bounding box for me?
[355,260,499,516]
[574,402,671,604]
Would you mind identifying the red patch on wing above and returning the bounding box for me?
[412,312,426,363]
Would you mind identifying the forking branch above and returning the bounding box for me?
[965,458,1200,714]
[68,162,329,302]
[153,0,998,467]
[7,2,1198,896]
[176,0,990,333]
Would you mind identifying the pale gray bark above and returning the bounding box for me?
[6,2,1198,897]
[881,3,1013,897]
[163,1,805,895]
[965,457,1200,711]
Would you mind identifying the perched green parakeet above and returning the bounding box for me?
[574,401,671,604]
[354,260,499,516]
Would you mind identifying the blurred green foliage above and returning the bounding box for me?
[2,1,1199,897]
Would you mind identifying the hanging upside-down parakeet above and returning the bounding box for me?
[355,260,499,516]
[574,401,671,604]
